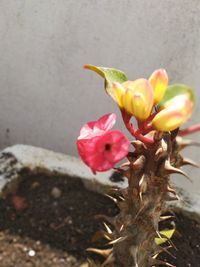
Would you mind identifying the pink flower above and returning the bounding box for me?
[77,113,130,174]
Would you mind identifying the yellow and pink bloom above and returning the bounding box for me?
[110,69,194,132]
[109,69,168,121]
[152,94,193,132]
[111,79,154,121]
[84,65,195,141]
[149,69,168,104]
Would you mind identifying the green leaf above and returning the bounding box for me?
[158,84,195,107]
[155,229,175,246]
[84,64,128,95]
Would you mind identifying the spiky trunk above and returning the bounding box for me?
[90,133,197,267]
[112,134,174,267]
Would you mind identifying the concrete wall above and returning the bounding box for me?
[0,1,199,159]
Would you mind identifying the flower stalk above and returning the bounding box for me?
[121,109,155,145]
[178,123,200,136]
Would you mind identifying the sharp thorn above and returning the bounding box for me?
[120,161,130,168]
[103,222,112,234]
[101,253,115,267]
[153,246,174,260]
[119,196,125,201]
[176,136,200,150]
[104,194,118,203]
[152,253,159,259]
[150,258,176,267]
[91,230,110,242]
[131,140,147,150]
[108,236,127,245]
[168,238,178,251]
[95,214,115,226]
[103,233,112,241]
[166,185,177,196]
[164,160,192,181]
[119,224,124,232]
[157,245,176,259]
[181,158,199,168]
[139,175,145,186]
[155,147,164,161]
[155,140,168,160]
[86,248,113,258]
[165,194,179,201]
[132,155,146,170]
[139,175,147,199]
[139,191,143,202]
[160,215,174,221]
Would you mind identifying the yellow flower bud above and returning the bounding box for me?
[110,79,153,120]
[152,95,193,131]
[110,83,126,108]
[149,69,168,104]
[121,79,154,120]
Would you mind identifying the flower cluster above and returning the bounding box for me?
[77,66,195,173]
[110,69,193,131]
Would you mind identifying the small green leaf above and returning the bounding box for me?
[158,84,195,107]
[155,229,175,246]
[84,64,128,95]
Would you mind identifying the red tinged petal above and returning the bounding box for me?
[149,69,168,104]
[121,79,154,120]
[152,95,193,131]
[79,113,116,139]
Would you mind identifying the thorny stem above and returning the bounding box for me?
[121,110,155,145]
[178,123,200,136]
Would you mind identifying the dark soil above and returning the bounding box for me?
[0,171,199,267]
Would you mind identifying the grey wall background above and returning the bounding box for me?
[0,0,199,162]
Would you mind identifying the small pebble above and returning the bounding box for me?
[31,181,40,189]
[12,195,28,211]
[23,247,28,252]
[51,187,62,199]
[28,250,36,257]
[36,241,41,246]
[66,255,76,263]
[59,258,65,263]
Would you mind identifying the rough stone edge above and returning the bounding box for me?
[0,144,199,214]
[0,144,127,195]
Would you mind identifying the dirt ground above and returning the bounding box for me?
[0,171,199,267]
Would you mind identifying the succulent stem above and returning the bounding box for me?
[90,133,195,267]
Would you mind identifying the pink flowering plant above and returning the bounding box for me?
[77,65,200,267]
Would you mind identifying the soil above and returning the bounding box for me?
[0,171,199,267]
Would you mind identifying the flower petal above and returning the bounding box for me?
[158,84,194,108]
[149,69,168,104]
[97,130,130,163]
[79,113,116,139]
[109,83,126,108]
[152,95,193,131]
[77,131,129,173]
[122,79,154,120]
[96,113,117,132]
